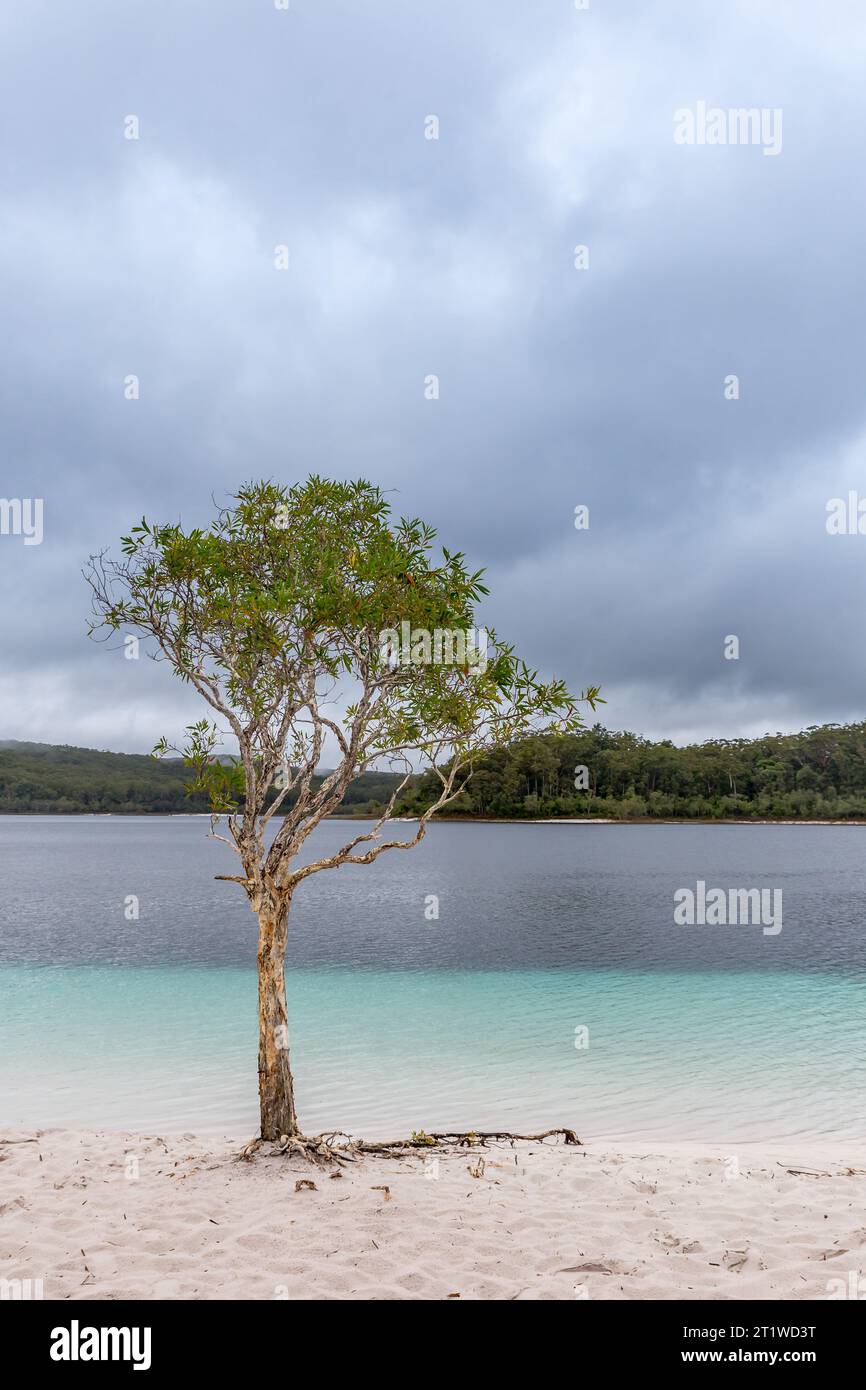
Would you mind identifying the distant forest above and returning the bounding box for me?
[0,742,403,816]
[2,721,866,818]
[403,721,866,821]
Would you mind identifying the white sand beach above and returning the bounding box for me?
[2,1130,865,1301]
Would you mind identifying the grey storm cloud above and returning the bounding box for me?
[1,0,865,750]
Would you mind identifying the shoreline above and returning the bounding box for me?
[3,812,866,826]
[3,1128,865,1300]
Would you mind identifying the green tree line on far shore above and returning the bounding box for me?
[3,721,866,819]
[0,742,403,816]
[401,721,866,821]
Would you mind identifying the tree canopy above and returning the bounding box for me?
[85,477,598,898]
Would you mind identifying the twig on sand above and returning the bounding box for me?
[778,1162,866,1178]
[777,1163,835,1178]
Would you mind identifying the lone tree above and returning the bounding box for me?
[86,478,599,1150]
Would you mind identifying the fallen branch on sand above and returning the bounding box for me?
[238,1127,581,1165]
[778,1162,866,1179]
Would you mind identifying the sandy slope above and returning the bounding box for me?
[2,1130,865,1300]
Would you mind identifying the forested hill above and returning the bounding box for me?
[3,721,866,818]
[402,721,866,821]
[0,742,404,815]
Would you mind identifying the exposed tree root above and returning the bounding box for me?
[237,1126,580,1166]
[237,1134,355,1165]
[347,1127,581,1155]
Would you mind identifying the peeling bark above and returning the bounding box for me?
[256,900,298,1140]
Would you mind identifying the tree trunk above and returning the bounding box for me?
[257,899,299,1140]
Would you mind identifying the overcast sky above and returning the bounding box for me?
[1,0,865,753]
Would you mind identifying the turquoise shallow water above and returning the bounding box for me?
[2,817,865,1142]
[1,963,863,1142]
